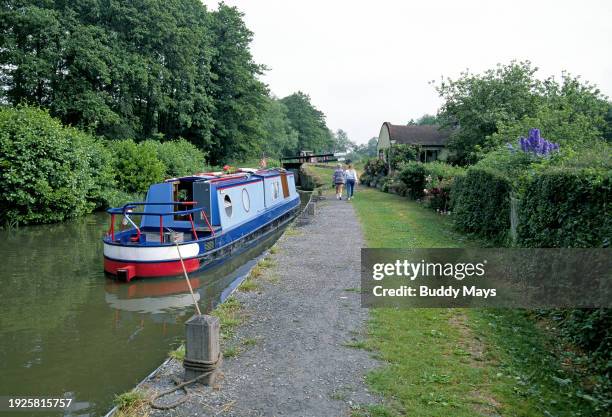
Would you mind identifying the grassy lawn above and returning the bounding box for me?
[349,186,596,417]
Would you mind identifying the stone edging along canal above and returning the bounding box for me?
[106,187,381,416]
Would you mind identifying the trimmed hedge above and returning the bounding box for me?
[517,168,611,248]
[451,167,512,241]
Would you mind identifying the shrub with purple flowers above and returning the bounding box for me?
[508,128,560,156]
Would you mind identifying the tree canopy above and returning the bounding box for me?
[280,92,334,153]
[435,61,610,164]
[0,1,337,163]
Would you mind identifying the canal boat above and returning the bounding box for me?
[103,168,300,281]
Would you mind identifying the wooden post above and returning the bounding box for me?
[183,314,222,385]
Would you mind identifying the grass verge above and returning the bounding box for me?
[351,186,596,416]
[113,390,148,417]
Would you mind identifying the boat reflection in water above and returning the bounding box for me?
[104,225,286,323]
[106,277,202,314]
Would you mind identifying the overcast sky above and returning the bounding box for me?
[203,0,612,144]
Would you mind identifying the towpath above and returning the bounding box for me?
[143,194,380,417]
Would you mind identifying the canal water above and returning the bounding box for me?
[0,197,305,416]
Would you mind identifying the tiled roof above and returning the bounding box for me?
[384,122,451,146]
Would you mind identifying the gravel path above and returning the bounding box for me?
[141,195,380,417]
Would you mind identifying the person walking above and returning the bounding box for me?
[332,163,346,200]
[344,164,357,200]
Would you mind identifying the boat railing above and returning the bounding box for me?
[106,201,215,243]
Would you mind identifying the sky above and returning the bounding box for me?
[203,0,612,144]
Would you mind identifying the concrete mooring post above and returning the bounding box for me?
[183,314,222,385]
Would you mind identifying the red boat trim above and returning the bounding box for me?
[104,258,200,280]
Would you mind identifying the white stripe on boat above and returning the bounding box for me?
[103,242,200,262]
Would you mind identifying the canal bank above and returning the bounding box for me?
[129,192,381,416]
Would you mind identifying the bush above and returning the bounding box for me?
[517,167,611,248]
[387,144,420,170]
[153,139,208,178]
[422,162,465,212]
[360,158,388,186]
[451,167,512,241]
[107,139,167,194]
[0,106,105,225]
[397,162,428,199]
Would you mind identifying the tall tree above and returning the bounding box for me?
[260,97,298,158]
[280,92,333,153]
[207,3,268,163]
[332,129,353,153]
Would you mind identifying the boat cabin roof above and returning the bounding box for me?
[164,168,285,184]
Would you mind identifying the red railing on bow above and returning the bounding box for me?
[106,201,215,243]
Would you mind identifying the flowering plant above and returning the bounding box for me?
[508,128,559,156]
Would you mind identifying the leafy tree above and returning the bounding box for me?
[333,129,353,153]
[207,3,268,163]
[435,61,541,164]
[487,74,609,152]
[280,91,334,153]
[436,62,610,164]
[260,97,298,158]
[408,114,438,125]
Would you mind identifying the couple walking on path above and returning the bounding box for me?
[333,163,357,200]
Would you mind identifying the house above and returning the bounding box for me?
[376,122,451,162]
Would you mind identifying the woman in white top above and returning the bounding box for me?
[344,164,357,200]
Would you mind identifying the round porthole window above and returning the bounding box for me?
[242,188,250,212]
[224,194,233,217]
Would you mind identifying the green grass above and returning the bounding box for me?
[351,186,595,416]
[223,346,241,358]
[113,390,148,417]
[238,278,260,292]
[168,344,185,361]
[210,296,243,339]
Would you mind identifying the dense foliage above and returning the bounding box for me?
[106,140,166,194]
[280,92,334,153]
[517,167,611,247]
[436,61,611,164]
[0,106,212,226]
[0,1,336,163]
[359,158,388,187]
[387,144,420,170]
[0,106,111,225]
[153,139,208,178]
[450,168,512,241]
[397,162,428,199]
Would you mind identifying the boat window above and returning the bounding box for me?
[273,182,280,200]
[242,188,250,212]
[224,194,233,217]
[174,181,194,221]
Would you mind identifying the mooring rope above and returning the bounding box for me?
[148,352,223,410]
[172,234,202,316]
